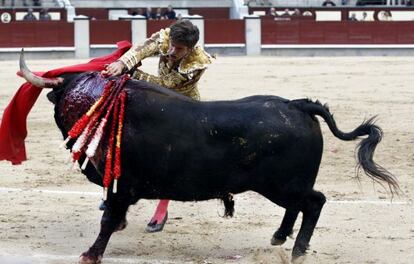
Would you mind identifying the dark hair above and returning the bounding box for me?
[170,19,199,48]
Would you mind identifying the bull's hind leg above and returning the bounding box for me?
[292,190,326,261]
[271,209,299,245]
[79,199,130,264]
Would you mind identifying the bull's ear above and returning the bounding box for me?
[46,90,58,104]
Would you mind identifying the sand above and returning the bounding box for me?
[0,56,413,264]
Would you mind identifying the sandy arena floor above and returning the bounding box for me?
[0,56,413,264]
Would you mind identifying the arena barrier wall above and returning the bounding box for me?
[205,19,245,44]
[2,16,414,58]
[147,20,174,36]
[90,20,131,45]
[261,20,414,44]
[0,21,74,48]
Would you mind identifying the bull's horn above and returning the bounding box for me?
[19,48,64,88]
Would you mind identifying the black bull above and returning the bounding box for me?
[20,57,398,263]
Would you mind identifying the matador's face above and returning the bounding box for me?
[167,41,191,62]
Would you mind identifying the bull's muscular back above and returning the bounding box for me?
[49,72,323,201]
[122,92,323,201]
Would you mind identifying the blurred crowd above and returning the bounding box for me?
[130,5,180,20]
[245,0,414,6]
[1,0,41,6]
[267,8,313,20]
[265,7,398,21]
[21,7,51,21]
[1,3,180,22]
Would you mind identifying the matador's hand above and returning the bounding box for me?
[101,60,126,76]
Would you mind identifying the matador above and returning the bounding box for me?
[102,19,213,232]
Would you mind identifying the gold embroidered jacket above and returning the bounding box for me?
[119,28,212,100]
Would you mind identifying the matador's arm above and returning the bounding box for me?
[118,32,160,70]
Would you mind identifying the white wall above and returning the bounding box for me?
[69,0,233,8]
[269,0,355,6]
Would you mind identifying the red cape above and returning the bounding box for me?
[0,41,132,164]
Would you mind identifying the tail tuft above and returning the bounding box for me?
[356,124,400,196]
[293,99,400,195]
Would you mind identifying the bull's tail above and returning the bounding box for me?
[293,99,399,195]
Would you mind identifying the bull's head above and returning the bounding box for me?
[19,49,64,88]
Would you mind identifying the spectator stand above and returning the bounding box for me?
[0,0,50,8]
[249,5,414,21]
[0,7,65,21]
[3,2,414,58]
[247,0,412,7]
[74,7,231,20]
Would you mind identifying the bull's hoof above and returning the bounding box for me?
[291,254,306,264]
[271,236,286,246]
[271,230,293,246]
[79,252,102,264]
[291,246,307,264]
[98,200,107,211]
[115,218,128,232]
[145,212,168,233]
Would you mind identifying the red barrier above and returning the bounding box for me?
[3,19,414,48]
[189,8,229,19]
[147,20,175,37]
[0,21,73,48]
[90,20,131,45]
[205,19,245,44]
[261,20,414,44]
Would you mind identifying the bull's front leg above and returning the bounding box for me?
[79,199,130,264]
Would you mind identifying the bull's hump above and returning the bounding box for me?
[59,72,109,129]
[71,72,108,99]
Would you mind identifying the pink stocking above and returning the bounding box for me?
[150,199,169,223]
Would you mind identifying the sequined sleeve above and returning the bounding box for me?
[118,32,160,70]
[132,69,205,100]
